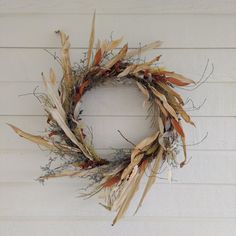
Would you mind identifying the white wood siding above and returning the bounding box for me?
[0,1,235,235]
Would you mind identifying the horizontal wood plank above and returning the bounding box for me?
[0,15,236,48]
[0,48,235,83]
[0,218,235,236]
[0,149,235,184]
[1,116,236,151]
[0,182,235,218]
[0,82,235,116]
[0,1,235,234]
[1,0,236,14]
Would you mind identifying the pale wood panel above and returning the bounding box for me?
[0,15,236,48]
[0,82,236,116]
[80,83,236,117]
[0,218,236,236]
[0,7,235,234]
[0,150,235,184]
[1,116,236,150]
[1,0,236,14]
[0,182,235,217]
[1,48,235,82]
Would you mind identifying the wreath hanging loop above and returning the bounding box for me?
[9,14,195,225]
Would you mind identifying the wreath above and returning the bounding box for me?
[9,15,195,225]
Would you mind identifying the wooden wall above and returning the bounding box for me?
[0,1,235,235]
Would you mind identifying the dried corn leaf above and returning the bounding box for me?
[136,82,149,98]
[133,64,151,73]
[87,12,96,68]
[49,67,56,85]
[179,109,195,126]
[56,31,73,112]
[135,147,163,213]
[180,136,187,168]
[105,37,123,52]
[158,117,164,134]
[8,124,57,151]
[57,31,66,45]
[121,132,160,180]
[95,39,101,51]
[56,31,71,77]
[156,81,184,105]
[105,44,128,69]
[112,166,142,225]
[125,41,162,59]
[100,40,108,54]
[121,153,144,180]
[155,99,168,117]
[167,95,195,126]
[42,70,66,120]
[145,55,162,66]
[171,118,185,137]
[117,64,136,78]
[145,143,159,156]
[103,175,120,188]
[149,66,166,74]
[48,107,94,161]
[93,48,102,66]
[133,56,161,74]
[111,166,138,210]
[165,72,195,86]
[151,87,178,121]
[131,131,160,161]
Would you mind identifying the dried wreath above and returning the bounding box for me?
[9,15,196,225]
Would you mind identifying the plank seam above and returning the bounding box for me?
[0,216,235,222]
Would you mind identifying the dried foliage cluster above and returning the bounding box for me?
[9,15,196,225]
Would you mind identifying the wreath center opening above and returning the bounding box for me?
[78,81,153,154]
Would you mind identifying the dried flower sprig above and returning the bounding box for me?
[9,14,195,225]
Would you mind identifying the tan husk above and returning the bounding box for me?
[87,12,96,68]
[135,147,164,213]
[8,124,58,151]
[125,41,162,59]
[104,44,128,69]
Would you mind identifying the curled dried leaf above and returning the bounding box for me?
[179,109,195,126]
[165,72,195,86]
[151,87,178,121]
[8,124,57,151]
[166,95,195,126]
[156,81,184,105]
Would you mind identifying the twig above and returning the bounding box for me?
[117,130,136,147]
